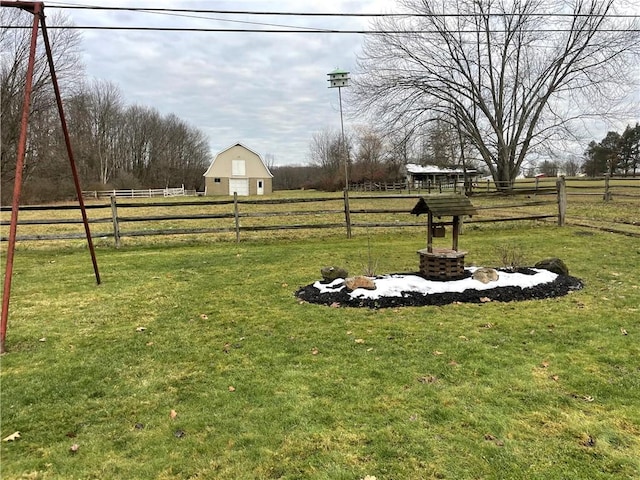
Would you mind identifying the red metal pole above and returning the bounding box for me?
[1,3,42,354]
[40,11,101,286]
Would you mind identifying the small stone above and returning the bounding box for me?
[344,276,376,291]
[472,268,499,284]
[321,266,348,281]
[535,258,569,276]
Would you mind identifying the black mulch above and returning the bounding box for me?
[295,269,584,309]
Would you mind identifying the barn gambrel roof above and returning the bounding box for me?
[203,142,273,178]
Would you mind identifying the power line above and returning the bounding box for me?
[44,5,640,19]
[2,26,638,34]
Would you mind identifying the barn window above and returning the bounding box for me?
[232,160,246,176]
[214,178,221,183]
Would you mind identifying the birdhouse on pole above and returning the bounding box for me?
[327,68,350,88]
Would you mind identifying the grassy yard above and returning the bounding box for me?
[1,224,639,479]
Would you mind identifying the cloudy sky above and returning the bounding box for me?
[41,1,387,166]
[8,1,637,167]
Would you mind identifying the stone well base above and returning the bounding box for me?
[418,248,467,280]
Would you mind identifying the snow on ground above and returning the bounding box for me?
[313,267,558,300]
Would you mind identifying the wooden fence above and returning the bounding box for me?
[81,185,196,199]
[352,175,640,198]
[2,186,569,247]
[3,176,639,246]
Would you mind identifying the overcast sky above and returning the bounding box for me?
[43,1,386,166]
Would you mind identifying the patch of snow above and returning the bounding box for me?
[313,267,558,300]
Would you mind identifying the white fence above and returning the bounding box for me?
[82,186,197,199]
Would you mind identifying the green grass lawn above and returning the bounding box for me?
[1,225,639,479]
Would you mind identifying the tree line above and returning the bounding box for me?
[284,119,483,191]
[582,124,640,177]
[1,8,211,204]
[3,0,638,202]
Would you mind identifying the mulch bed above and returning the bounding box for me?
[295,269,584,309]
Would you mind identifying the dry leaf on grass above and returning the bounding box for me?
[70,444,79,453]
[621,327,628,335]
[550,375,559,381]
[418,375,438,384]
[311,347,319,355]
[228,386,236,392]
[3,432,20,442]
[484,434,504,446]
[355,338,365,344]
[200,314,208,320]
[135,327,146,332]
[580,434,596,447]
[170,409,178,420]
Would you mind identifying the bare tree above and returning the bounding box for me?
[353,0,639,190]
[263,153,277,172]
[352,126,386,182]
[563,157,581,177]
[1,8,83,202]
[308,129,347,189]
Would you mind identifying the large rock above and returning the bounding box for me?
[472,267,499,284]
[535,258,569,276]
[344,276,376,291]
[321,266,348,282]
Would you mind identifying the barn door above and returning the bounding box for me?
[257,179,264,195]
[229,179,249,196]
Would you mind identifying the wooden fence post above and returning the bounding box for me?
[110,195,121,247]
[556,176,567,226]
[233,192,240,243]
[603,174,612,201]
[343,188,352,239]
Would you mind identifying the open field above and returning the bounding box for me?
[1,223,639,479]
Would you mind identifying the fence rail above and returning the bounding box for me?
[3,177,639,245]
